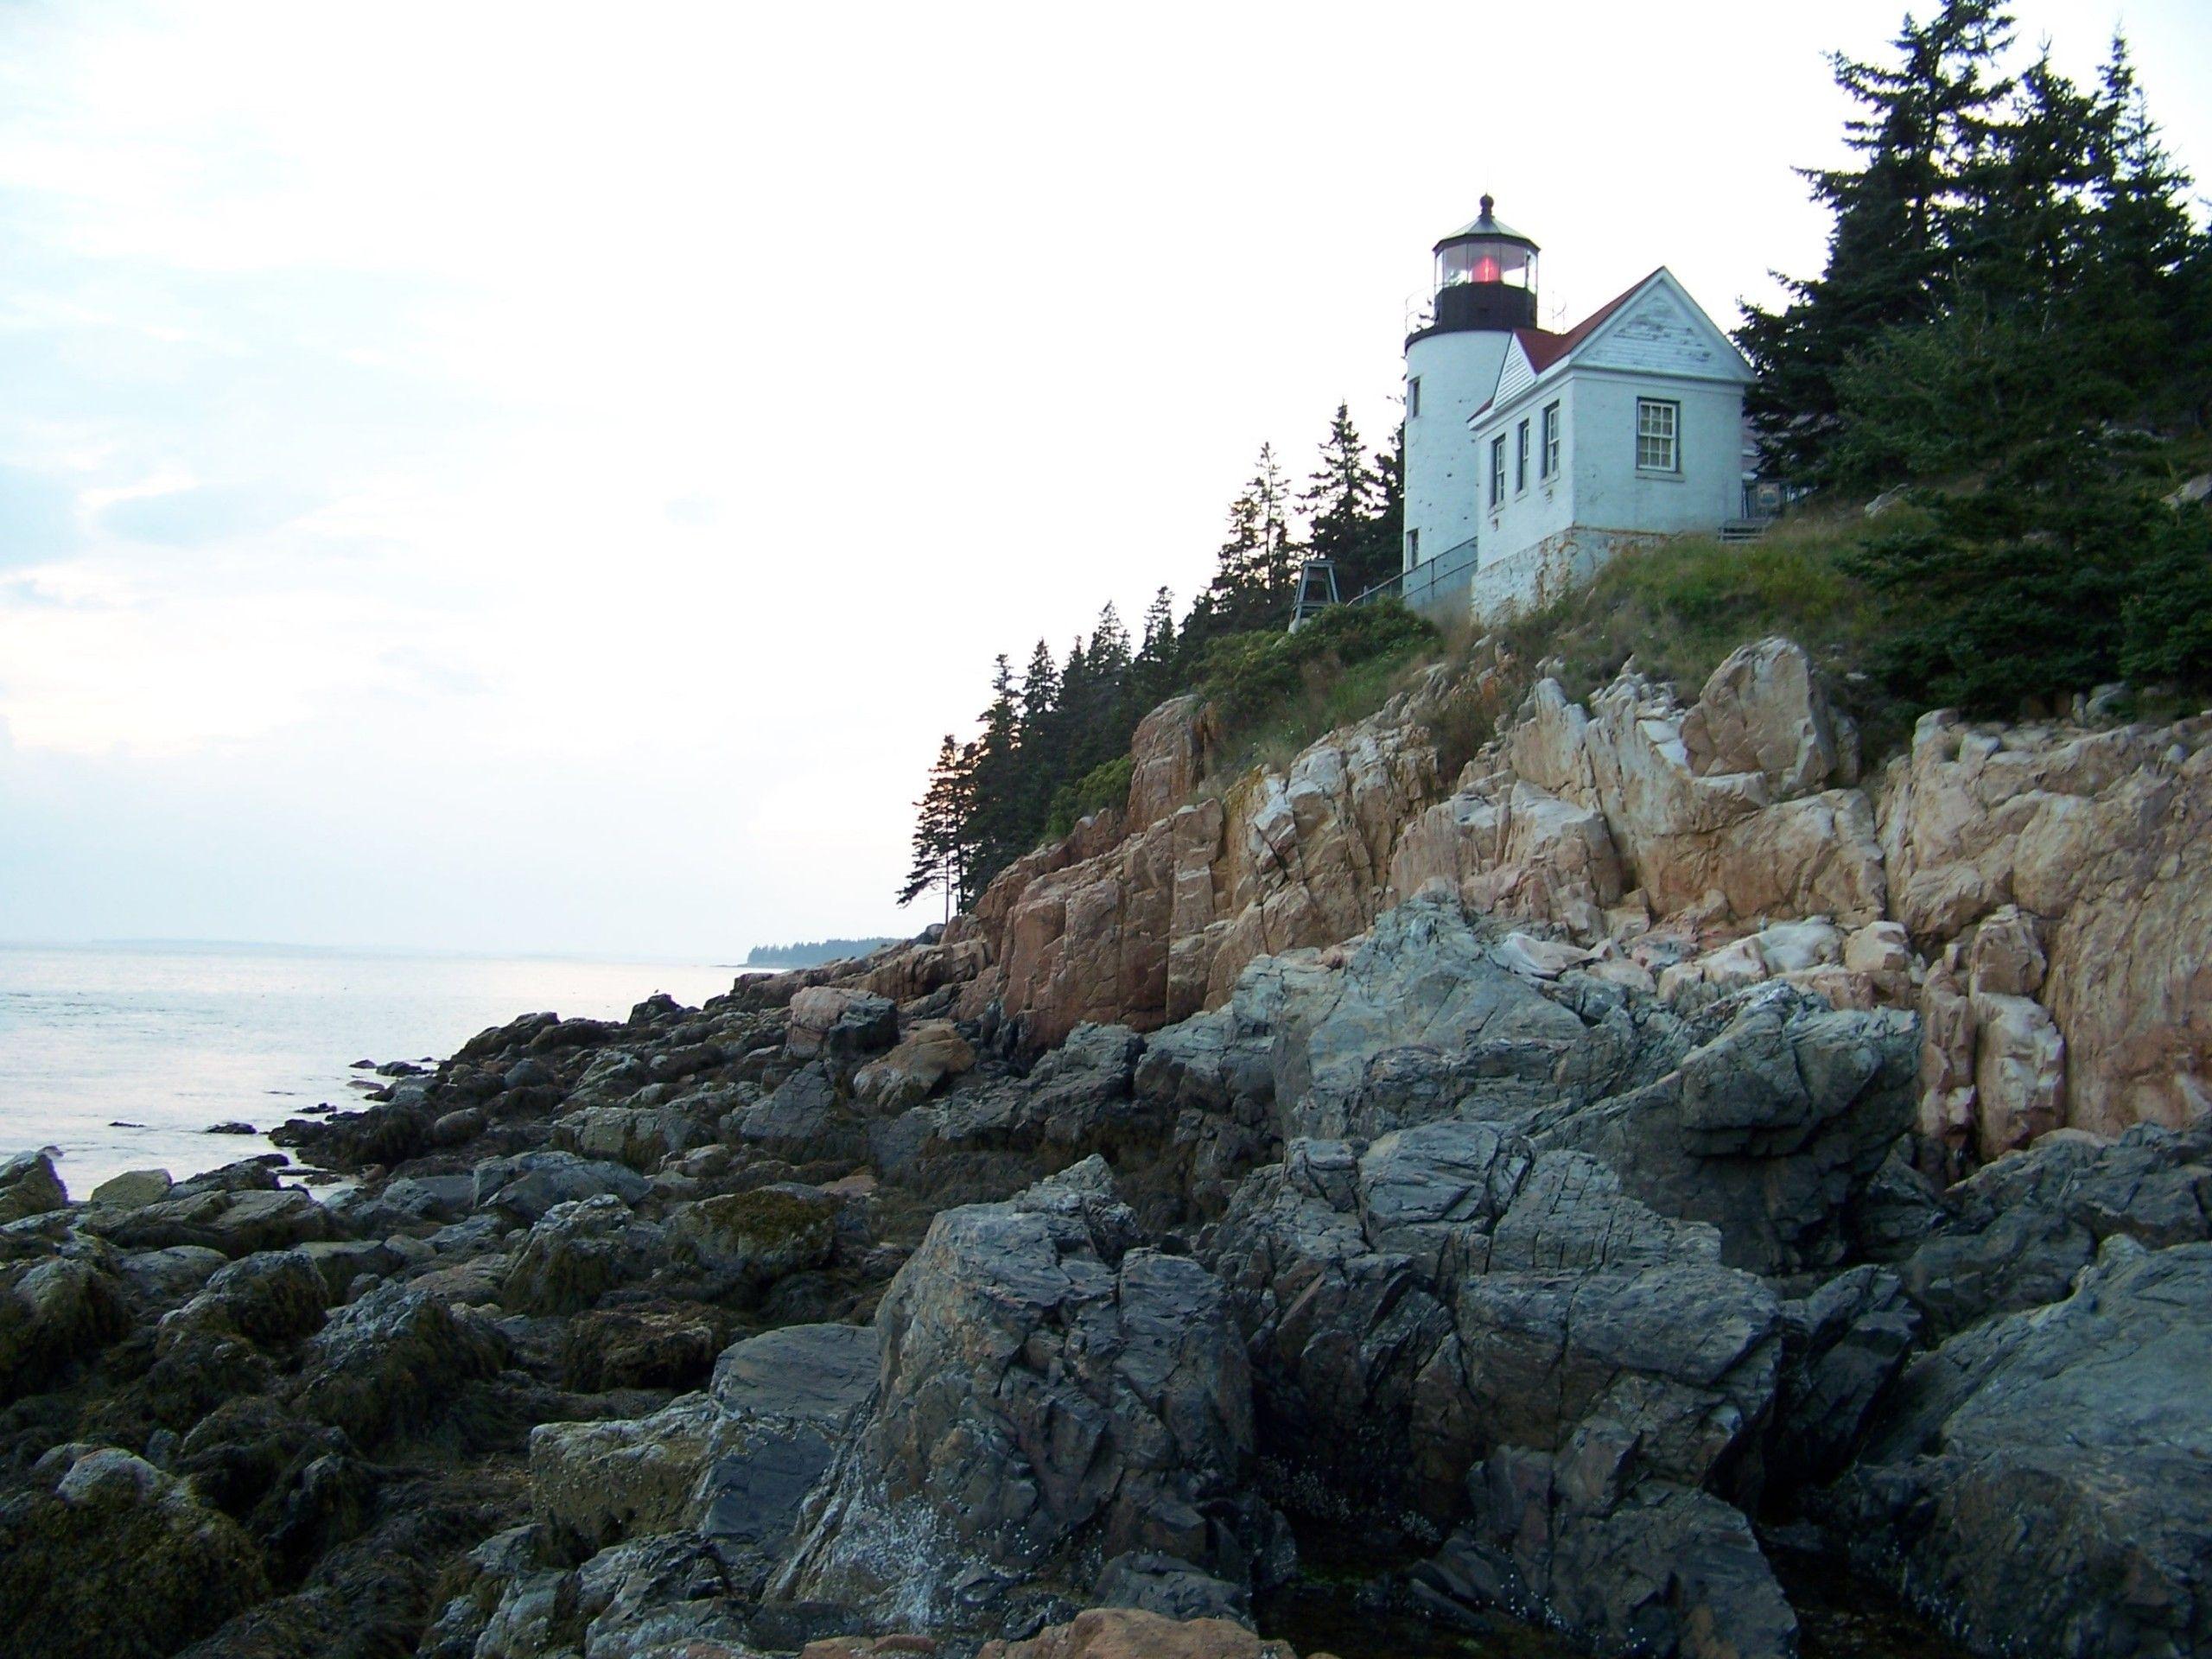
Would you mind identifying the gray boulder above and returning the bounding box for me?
[0,1447,268,1659]
[289,1280,508,1447]
[159,1248,329,1348]
[1530,988,1918,1275]
[524,1321,877,1582]
[1770,1264,1922,1490]
[1897,1122,2211,1338]
[733,1062,866,1166]
[774,1160,1275,1630]
[1155,898,1916,1277]
[694,1322,880,1592]
[1207,1121,1791,1657]
[1094,1551,1251,1624]
[550,1101,715,1172]
[1423,1462,1797,1659]
[1825,1236,2212,1659]
[84,1184,337,1258]
[323,1173,475,1236]
[500,1193,665,1315]
[0,1149,67,1224]
[0,1249,129,1402]
[664,1184,836,1290]
[113,1245,229,1313]
[472,1150,652,1223]
[529,1394,722,1554]
[89,1167,172,1211]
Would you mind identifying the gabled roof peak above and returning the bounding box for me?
[1469,268,1743,421]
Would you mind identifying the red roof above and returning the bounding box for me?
[1470,270,1662,416]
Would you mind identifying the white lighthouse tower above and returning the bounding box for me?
[1402,196,1540,575]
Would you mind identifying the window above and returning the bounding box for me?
[1489,435,1507,507]
[1406,528,1421,565]
[1637,397,1680,471]
[1516,420,1530,493]
[1541,402,1560,478]
[1407,376,1421,417]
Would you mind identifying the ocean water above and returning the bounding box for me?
[0,942,743,1198]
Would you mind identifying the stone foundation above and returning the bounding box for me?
[1472,527,1662,623]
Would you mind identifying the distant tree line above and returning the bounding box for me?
[744,938,899,968]
[900,406,1404,916]
[1738,0,2211,711]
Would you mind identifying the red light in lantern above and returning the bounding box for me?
[1473,255,1502,283]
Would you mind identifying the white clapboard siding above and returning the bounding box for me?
[1578,280,1745,381]
[1491,339,1538,407]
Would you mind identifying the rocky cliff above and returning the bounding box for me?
[888,637,2209,1174]
[2,641,2207,1659]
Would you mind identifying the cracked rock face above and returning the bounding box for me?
[1883,708,2212,1140]
[1828,1236,2212,1659]
[777,1160,1278,1630]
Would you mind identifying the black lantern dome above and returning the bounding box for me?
[1421,194,1540,335]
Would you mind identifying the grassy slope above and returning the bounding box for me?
[1492,505,1916,750]
[1110,453,2209,823]
[1179,504,1903,802]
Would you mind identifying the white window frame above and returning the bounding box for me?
[1515,419,1530,493]
[1407,376,1421,417]
[1489,435,1506,507]
[1636,397,1680,473]
[1406,527,1420,565]
[1541,401,1560,479]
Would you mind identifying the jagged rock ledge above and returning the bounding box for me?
[2,639,2208,1659]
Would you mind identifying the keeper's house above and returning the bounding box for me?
[1399,198,1758,621]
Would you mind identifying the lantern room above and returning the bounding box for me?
[1422,194,1540,334]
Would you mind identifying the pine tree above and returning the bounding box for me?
[963,656,1025,887]
[1133,586,1179,707]
[1826,25,2205,485]
[898,734,975,922]
[1016,639,1060,734]
[1358,422,1407,590]
[1252,441,1294,598]
[1069,607,1132,779]
[1192,444,1299,642]
[1738,0,2016,480]
[2082,38,2210,425]
[1300,402,1388,596]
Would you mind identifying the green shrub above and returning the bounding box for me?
[1183,600,1441,776]
[1195,600,1438,734]
[1040,753,1135,839]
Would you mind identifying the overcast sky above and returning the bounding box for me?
[2,0,2206,959]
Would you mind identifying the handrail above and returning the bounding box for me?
[1349,535,1478,616]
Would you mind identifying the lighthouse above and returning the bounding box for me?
[1402,196,1539,575]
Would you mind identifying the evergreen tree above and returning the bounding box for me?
[2082,39,2211,425]
[1133,586,1179,708]
[1065,607,1132,779]
[963,656,1025,885]
[1252,441,1294,597]
[1013,639,1062,836]
[1824,26,2204,486]
[1300,402,1389,597]
[1089,602,1132,678]
[1357,422,1407,590]
[897,734,975,922]
[1191,444,1299,643]
[1738,0,2016,480]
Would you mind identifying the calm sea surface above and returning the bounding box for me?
[0,943,743,1197]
